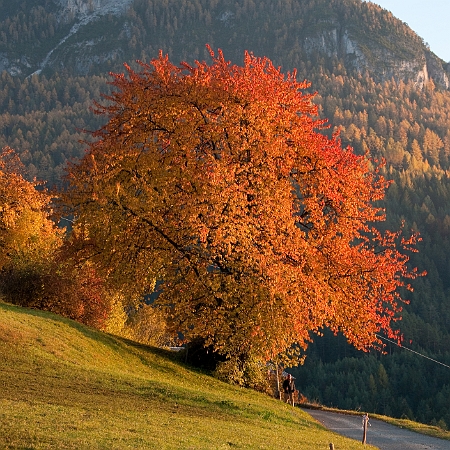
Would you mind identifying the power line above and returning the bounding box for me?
[375,334,450,370]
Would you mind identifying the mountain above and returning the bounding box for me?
[1,0,450,429]
[1,0,449,88]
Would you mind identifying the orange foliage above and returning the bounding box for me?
[64,48,422,364]
[1,261,109,329]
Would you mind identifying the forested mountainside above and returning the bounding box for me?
[1,0,450,428]
[1,0,449,85]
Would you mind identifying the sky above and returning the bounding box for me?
[367,0,450,62]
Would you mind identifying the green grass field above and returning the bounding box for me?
[0,301,379,449]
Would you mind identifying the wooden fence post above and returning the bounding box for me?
[275,363,281,400]
[362,413,369,444]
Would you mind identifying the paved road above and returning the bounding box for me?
[303,409,450,450]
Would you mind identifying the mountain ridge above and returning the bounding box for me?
[0,0,448,88]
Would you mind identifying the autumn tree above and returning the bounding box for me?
[0,146,62,269]
[64,48,421,379]
[0,147,109,329]
[0,145,61,310]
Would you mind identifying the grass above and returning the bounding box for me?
[0,301,377,450]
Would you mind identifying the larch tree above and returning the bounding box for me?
[64,47,421,376]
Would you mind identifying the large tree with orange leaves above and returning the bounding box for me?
[64,47,421,372]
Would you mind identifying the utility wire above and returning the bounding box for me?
[375,334,450,370]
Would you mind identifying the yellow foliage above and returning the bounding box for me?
[0,147,63,269]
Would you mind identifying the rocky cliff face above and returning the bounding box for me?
[301,22,449,89]
[425,52,450,89]
[57,0,132,18]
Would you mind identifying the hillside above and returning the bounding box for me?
[0,301,377,449]
[1,0,450,430]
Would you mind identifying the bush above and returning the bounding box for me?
[124,303,176,347]
[0,261,110,329]
[214,354,272,394]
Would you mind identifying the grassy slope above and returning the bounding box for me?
[0,301,377,450]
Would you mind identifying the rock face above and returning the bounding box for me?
[301,23,448,89]
[426,52,450,89]
[57,0,132,17]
